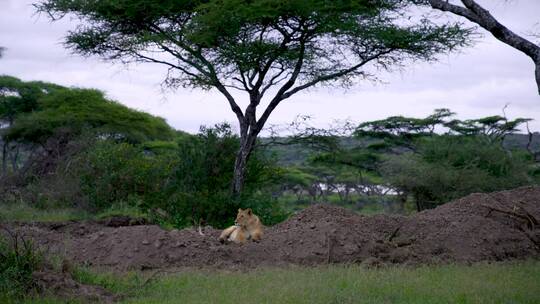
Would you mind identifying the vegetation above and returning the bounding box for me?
[1,76,536,221]
[10,262,540,304]
[0,78,286,228]
[0,76,175,181]
[4,88,175,145]
[79,123,288,228]
[381,135,533,210]
[37,0,472,194]
[1,77,536,222]
[355,109,536,210]
[0,233,43,300]
[271,109,538,211]
[0,203,91,223]
[1,1,538,303]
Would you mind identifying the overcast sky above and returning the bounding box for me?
[1,0,539,134]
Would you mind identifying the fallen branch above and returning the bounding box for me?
[481,204,538,230]
[387,226,401,242]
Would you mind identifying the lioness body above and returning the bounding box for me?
[219,208,263,244]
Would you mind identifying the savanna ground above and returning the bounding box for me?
[2,186,539,303]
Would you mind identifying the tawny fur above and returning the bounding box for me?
[219,208,264,244]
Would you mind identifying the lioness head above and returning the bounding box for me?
[235,208,253,227]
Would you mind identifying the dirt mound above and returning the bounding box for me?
[4,186,539,270]
[394,186,540,264]
[33,266,118,303]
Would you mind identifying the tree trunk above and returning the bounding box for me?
[10,145,20,172]
[534,61,540,95]
[232,129,258,196]
[2,141,7,176]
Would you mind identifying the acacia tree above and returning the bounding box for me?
[425,0,540,95]
[0,76,175,176]
[0,76,64,175]
[37,0,470,194]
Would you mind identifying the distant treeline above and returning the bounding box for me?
[264,133,540,166]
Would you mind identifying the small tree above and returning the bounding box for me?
[355,108,530,147]
[37,0,471,194]
[0,77,175,178]
[355,109,534,210]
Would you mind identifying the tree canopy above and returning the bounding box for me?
[0,75,64,125]
[355,108,531,148]
[4,87,175,145]
[1,76,175,146]
[37,0,472,194]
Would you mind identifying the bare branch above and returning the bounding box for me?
[428,0,540,94]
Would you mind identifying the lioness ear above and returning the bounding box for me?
[246,208,252,215]
[238,208,242,213]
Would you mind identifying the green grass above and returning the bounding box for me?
[13,261,540,304]
[0,203,91,222]
[0,201,147,223]
[2,193,404,224]
[94,202,148,220]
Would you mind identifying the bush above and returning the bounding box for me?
[382,135,533,210]
[77,124,288,228]
[142,123,288,228]
[79,141,175,211]
[0,232,43,299]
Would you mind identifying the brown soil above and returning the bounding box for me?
[32,265,118,303]
[4,186,540,272]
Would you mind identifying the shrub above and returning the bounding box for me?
[77,124,288,228]
[381,135,533,210]
[79,141,175,211]
[143,123,288,228]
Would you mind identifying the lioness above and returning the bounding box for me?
[219,208,263,244]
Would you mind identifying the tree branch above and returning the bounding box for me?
[427,0,480,22]
[428,0,540,94]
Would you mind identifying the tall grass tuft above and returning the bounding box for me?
[0,228,43,299]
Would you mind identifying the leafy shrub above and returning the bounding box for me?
[381,135,533,210]
[79,141,175,211]
[78,124,288,228]
[0,232,43,299]
[143,123,288,228]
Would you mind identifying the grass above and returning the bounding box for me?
[2,193,405,224]
[0,201,147,223]
[0,234,43,300]
[13,261,540,304]
[0,203,90,222]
